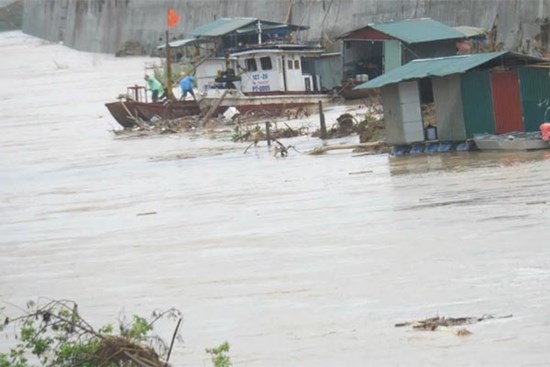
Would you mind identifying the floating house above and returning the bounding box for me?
[338,18,465,82]
[354,51,550,145]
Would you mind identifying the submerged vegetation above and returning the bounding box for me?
[0,300,232,367]
[0,299,183,367]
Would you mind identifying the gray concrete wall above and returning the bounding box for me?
[22,0,550,55]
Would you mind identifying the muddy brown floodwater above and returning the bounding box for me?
[1,32,550,366]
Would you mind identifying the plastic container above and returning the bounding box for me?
[424,125,438,141]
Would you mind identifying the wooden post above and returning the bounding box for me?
[319,100,327,139]
[199,90,229,126]
[164,317,182,367]
[265,121,272,147]
[165,30,175,101]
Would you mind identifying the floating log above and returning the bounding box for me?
[307,141,384,155]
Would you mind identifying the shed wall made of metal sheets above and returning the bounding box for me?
[312,54,342,90]
[518,66,550,132]
[461,71,495,137]
[490,70,524,133]
[380,84,405,145]
[399,81,425,143]
[432,75,466,141]
[405,39,458,63]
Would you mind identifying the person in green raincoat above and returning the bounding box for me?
[144,75,166,102]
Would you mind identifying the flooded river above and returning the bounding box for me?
[1,32,550,366]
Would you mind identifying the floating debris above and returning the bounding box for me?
[137,211,157,216]
[348,170,373,175]
[395,314,512,336]
[525,200,547,205]
[307,141,385,155]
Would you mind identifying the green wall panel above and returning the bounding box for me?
[518,67,550,132]
[461,71,495,137]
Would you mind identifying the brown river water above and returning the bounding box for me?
[1,32,550,366]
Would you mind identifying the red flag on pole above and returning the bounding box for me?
[167,8,180,28]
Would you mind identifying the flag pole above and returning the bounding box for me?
[165,9,175,100]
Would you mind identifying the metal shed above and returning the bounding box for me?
[355,52,549,145]
[338,18,464,83]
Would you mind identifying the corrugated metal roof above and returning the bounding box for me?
[189,17,258,37]
[454,26,487,38]
[356,52,507,89]
[157,38,198,50]
[189,18,307,37]
[236,24,288,34]
[371,18,465,44]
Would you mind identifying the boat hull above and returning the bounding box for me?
[199,92,331,117]
[105,100,200,128]
[473,133,550,151]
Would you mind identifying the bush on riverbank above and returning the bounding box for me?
[0,300,182,367]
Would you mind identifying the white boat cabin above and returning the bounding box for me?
[195,47,325,94]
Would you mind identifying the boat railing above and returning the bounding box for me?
[123,85,147,103]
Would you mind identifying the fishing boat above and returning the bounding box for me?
[105,15,332,128]
[473,132,550,151]
[105,8,203,129]
[105,86,200,129]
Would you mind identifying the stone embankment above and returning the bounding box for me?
[22,0,550,55]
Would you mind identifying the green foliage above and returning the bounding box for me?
[123,315,153,340]
[0,300,183,367]
[206,341,231,367]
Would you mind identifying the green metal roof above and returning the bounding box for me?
[189,18,258,37]
[370,18,464,44]
[157,38,199,50]
[236,24,289,34]
[454,26,487,38]
[188,18,306,37]
[355,52,507,89]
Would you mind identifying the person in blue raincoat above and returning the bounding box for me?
[179,72,196,101]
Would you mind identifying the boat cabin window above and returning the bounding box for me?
[287,59,294,69]
[260,57,272,70]
[246,58,257,72]
[294,59,300,69]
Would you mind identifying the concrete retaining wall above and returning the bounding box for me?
[22,0,550,55]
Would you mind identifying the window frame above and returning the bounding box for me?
[246,58,258,72]
[260,56,273,70]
